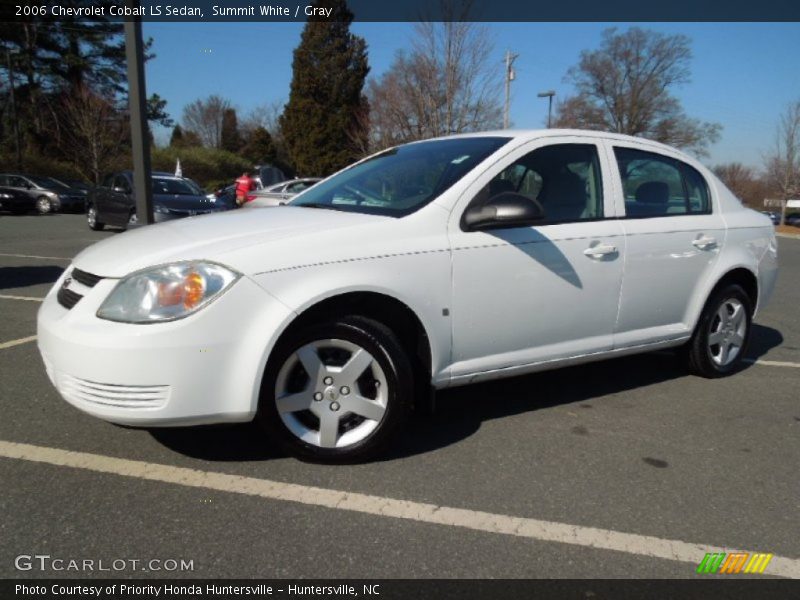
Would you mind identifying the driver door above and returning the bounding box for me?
[447,138,625,383]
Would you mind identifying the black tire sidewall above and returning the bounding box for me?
[690,284,753,377]
[257,316,413,463]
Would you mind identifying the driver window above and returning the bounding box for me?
[472,143,604,224]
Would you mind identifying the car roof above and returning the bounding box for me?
[429,128,683,154]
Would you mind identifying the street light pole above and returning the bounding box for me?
[503,50,519,129]
[537,90,556,128]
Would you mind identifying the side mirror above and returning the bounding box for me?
[462,192,545,231]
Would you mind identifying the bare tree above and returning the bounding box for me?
[240,101,284,138]
[764,100,800,225]
[553,27,721,157]
[181,95,231,148]
[58,85,125,183]
[367,0,502,150]
[712,163,770,209]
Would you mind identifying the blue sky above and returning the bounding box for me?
[142,22,800,169]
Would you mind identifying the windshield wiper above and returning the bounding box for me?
[294,202,341,211]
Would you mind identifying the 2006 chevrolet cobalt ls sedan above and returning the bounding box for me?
[38,130,778,462]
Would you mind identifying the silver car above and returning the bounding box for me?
[245,178,322,208]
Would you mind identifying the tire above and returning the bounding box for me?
[87,205,105,231]
[686,284,753,378]
[257,315,414,463]
[36,196,51,215]
[126,211,138,229]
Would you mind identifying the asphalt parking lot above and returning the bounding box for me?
[0,213,798,580]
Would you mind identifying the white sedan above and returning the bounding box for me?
[37,130,778,462]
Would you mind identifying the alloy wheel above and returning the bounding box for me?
[707,298,747,367]
[36,196,51,214]
[274,338,388,449]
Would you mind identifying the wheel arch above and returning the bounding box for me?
[257,290,436,412]
[689,266,758,334]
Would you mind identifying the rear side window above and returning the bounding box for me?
[614,147,710,217]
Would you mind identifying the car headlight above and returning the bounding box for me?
[154,204,170,214]
[0,193,12,199]
[97,261,240,323]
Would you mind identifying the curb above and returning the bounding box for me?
[776,232,800,240]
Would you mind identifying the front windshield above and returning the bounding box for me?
[290,136,510,217]
[152,177,197,195]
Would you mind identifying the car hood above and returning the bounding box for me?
[72,207,395,278]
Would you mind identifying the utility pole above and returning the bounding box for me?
[503,50,518,129]
[5,46,22,171]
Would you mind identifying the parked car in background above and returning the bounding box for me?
[86,171,230,231]
[0,173,86,213]
[253,164,287,189]
[0,186,39,214]
[760,211,780,225]
[38,130,777,462]
[785,213,800,227]
[213,184,248,209]
[246,178,322,208]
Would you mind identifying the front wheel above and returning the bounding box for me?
[686,284,753,378]
[87,205,105,230]
[257,316,414,463]
[36,196,51,214]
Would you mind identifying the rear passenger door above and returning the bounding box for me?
[608,142,726,347]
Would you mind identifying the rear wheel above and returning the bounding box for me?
[36,196,51,214]
[258,315,414,463]
[686,284,752,378]
[87,205,105,230]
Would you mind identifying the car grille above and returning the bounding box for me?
[59,374,170,409]
[57,268,104,310]
[71,268,102,288]
[165,207,215,216]
[57,287,82,310]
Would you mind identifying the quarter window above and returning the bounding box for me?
[471,143,604,225]
[614,147,710,217]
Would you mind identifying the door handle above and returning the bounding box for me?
[692,236,717,250]
[583,244,618,258]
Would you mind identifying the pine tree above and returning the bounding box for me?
[170,125,185,147]
[280,0,369,176]
[220,108,242,153]
[241,127,277,164]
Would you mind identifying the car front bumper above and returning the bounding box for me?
[37,266,294,426]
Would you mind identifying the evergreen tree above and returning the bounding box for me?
[220,108,242,153]
[170,125,185,147]
[240,127,277,164]
[280,0,369,176]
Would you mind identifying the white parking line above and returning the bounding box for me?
[0,252,70,261]
[0,294,44,302]
[0,335,37,350]
[743,358,800,369]
[0,440,798,578]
